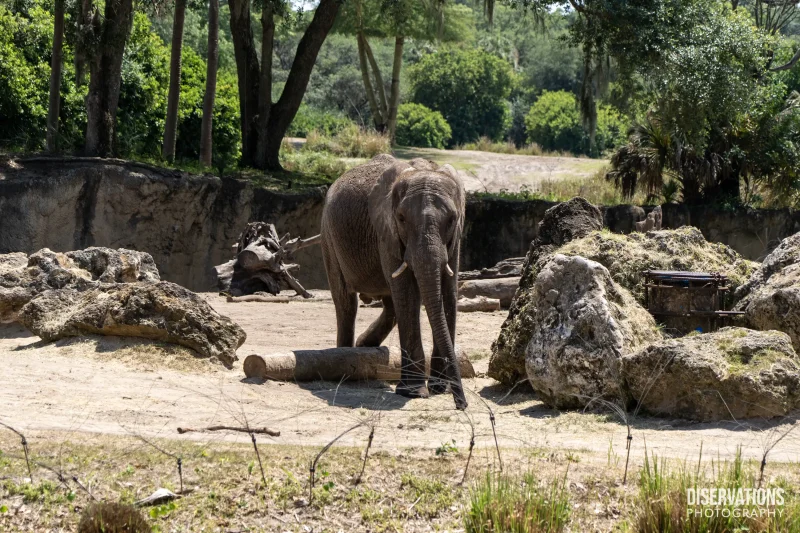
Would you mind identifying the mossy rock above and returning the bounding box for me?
[490,225,758,386]
[621,327,800,421]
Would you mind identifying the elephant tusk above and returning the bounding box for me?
[445,264,454,277]
[392,262,408,278]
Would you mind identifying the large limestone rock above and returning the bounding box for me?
[1,248,159,323]
[19,281,245,368]
[735,232,800,352]
[622,328,800,421]
[525,255,661,409]
[1,247,245,366]
[490,197,604,384]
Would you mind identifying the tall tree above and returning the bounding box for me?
[337,0,472,141]
[162,0,188,162]
[46,0,65,152]
[81,0,135,156]
[199,0,219,167]
[228,0,341,170]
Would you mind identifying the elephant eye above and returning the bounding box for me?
[397,214,405,224]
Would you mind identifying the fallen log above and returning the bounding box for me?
[214,222,320,299]
[243,346,475,382]
[458,277,520,308]
[177,425,280,437]
[457,296,501,312]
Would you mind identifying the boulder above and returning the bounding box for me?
[0,248,160,323]
[20,281,246,368]
[622,328,800,421]
[492,224,756,386]
[490,197,604,384]
[525,255,661,409]
[735,232,800,352]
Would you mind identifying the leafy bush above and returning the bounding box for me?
[525,90,626,156]
[288,104,354,138]
[395,103,452,149]
[409,49,514,145]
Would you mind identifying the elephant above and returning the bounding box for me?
[320,154,468,410]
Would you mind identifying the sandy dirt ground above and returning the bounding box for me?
[395,147,608,193]
[1,292,798,468]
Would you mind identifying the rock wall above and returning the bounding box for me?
[2,158,799,290]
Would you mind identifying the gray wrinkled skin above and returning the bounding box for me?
[320,154,468,409]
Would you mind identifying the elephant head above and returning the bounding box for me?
[369,159,467,409]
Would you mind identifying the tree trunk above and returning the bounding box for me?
[228,0,261,167]
[199,0,219,167]
[254,5,275,170]
[363,36,388,132]
[74,0,93,87]
[387,36,404,143]
[357,33,384,131]
[46,0,65,153]
[260,0,341,170]
[229,0,340,171]
[162,0,187,163]
[84,0,134,157]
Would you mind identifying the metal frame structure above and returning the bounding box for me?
[643,270,744,331]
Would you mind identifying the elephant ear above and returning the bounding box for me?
[368,161,413,262]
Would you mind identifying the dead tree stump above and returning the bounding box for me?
[214,222,320,298]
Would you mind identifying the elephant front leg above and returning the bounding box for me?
[429,265,458,396]
[391,276,428,399]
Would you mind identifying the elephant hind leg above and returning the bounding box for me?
[356,296,396,347]
[323,241,358,347]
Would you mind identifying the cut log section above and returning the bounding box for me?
[243,346,475,382]
[214,222,320,299]
[458,277,520,308]
[457,296,501,312]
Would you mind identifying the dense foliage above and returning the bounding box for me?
[408,48,514,146]
[6,0,800,206]
[524,90,625,154]
[395,103,452,149]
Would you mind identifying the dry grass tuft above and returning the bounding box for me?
[78,502,149,533]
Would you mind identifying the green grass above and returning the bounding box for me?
[463,471,571,533]
[630,449,800,533]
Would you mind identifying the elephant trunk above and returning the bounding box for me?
[414,245,467,410]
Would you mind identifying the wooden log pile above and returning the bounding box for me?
[214,222,320,298]
[457,257,524,310]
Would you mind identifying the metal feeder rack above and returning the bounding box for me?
[643,270,745,332]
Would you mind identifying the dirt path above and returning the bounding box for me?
[1,294,798,466]
[394,147,607,193]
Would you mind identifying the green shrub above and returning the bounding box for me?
[395,103,452,149]
[288,104,353,138]
[525,90,626,156]
[409,49,514,145]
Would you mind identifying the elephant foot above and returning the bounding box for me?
[427,379,449,396]
[395,383,429,399]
